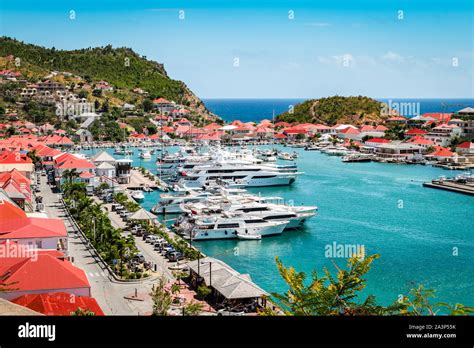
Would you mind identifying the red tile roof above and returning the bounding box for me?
[0,199,27,221]
[274,133,288,139]
[0,151,32,164]
[405,128,427,135]
[0,217,67,239]
[275,121,291,127]
[365,138,390,144]
[406,136,434,145]
[340,127,360,134]
[40,135,74,146]
[79,172,94,179]
[54,153,95,169]
[0,254,90,294]
[203,123,222,131]
[457,142,474,149]
[12,292,104,316]
[153,98,172,104]
[429,147,455,157]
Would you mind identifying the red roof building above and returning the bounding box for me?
[39,134,74,147]
[0,254,90,300]
[405,128,427,137]
[365,138,391,147]
[0,150,34,178]
[456,142,474,154]
[275,121,291,128]
[428,147,455,158]
[12,292,104,316]
[274,133,288,139]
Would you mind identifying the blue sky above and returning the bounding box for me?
[1,0,473,98]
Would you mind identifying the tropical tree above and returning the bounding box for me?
[182,302,204,316]
[150,276,173,316]
[267,255,474,316]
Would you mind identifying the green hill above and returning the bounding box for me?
[0,36,213,117]
[277,96,390,126]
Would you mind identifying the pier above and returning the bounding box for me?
[423,180,474,196]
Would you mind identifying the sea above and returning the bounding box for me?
[202,98,474,123]
[83,98,474,308]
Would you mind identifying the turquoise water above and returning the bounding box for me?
[83,146,474,307]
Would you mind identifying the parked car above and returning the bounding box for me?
[167,251,184,262]
[164,249,177,258]
[133,254,145,263]
[145,236,155,244]
[153,242,165,251]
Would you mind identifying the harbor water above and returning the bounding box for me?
[82,146,474,307]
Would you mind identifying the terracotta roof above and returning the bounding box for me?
[0,255,90,293]
[405,128,427,135]
[0,199,27,221]
[457,142,474,149]
[0,217,67,239]
[152,98,172,104]
[12,292,104,316]
[340,127,360,134]
[79,172,94,179]
[365,138,391,144]
[406,136,434,145]
[429,147,455,157]
[0,151,32,164]
[274,133,288,139]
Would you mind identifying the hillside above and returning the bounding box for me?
[276,96,393,126]
[0,36,216,119]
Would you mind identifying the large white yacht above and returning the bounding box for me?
[175,213,288,240]
[181,198,317,229]
[177,162,301,188]
[150,186,246,214]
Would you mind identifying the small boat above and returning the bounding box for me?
[237,234,262,240]
[278,152,295,161]
[131,190,145,202]
[304,145,320,151]
[139,150,152,159]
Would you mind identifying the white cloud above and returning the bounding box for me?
[382,51,405,63]
[332,54,355,67]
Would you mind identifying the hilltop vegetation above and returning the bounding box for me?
[277,96,390,126]
[0,37,213,117]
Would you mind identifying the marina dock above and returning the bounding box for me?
[423,180,474,196]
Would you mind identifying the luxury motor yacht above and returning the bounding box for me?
[180,198,317,229]
[175,212,288,240]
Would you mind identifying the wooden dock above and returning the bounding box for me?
[423,180,474,196]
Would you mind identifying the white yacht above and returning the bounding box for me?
[176,213,288,240]
[131,190,145,202]
[181,198,317,230]
[278,152,296,161]
[177,162,301,188]
[139,150,152,159]
[150,185,247,214]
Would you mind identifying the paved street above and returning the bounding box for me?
[38,175,160,315]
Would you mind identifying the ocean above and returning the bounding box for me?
[202,98,474,123]
[82,145,474,308]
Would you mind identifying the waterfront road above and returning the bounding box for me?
[38,175,159,315]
